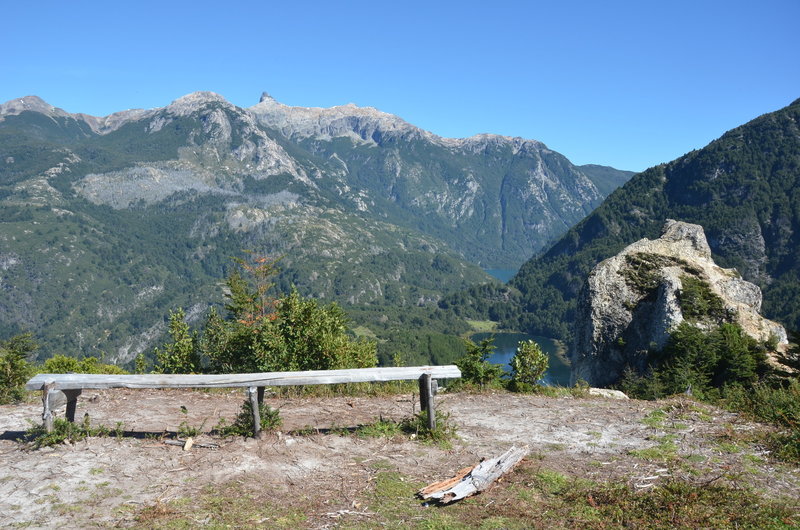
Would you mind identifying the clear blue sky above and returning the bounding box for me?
[2,0,798,172]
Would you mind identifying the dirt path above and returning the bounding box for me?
[1,388,798,528]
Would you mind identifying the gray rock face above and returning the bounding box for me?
[571,220,788,387]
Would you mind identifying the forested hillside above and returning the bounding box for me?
[506,97,800,340]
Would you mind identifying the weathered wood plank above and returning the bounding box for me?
[418,446,529,504]
[25,365,461,390]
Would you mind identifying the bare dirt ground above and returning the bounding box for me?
[1,388,799,528]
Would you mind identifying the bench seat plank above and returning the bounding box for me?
[26,365,461,391]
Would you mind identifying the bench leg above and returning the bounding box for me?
[418,375,437,431]
[248,386,262,438]
[257,386,265,406]
[42,383,55,433]
[63,389,82,423]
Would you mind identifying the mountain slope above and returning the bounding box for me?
[508,97,800,340]
[251,92,630,268]
[0,92,631,362]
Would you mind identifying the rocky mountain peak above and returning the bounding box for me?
[164,91,231,116]
[455,133,547,155]
[248,92,423,144]
[0,95,69,119]
[0,95,153,134]
[659,219,712,258]
[571,220,788,387]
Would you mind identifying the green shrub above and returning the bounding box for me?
[454,336,503,390]
[508,339,549,391]
[155,255,378,375]
[154,308,200,374]
[620,321,798,463]
[215,400,282,437]
[621,253,684,294]
[24,415,116,449]
[0,333,37,404]
[42,354,128,374]
[356,418,403,439]
[722,379,800,461]
[176,406,207,438]
[678,275,729,323]
[619,366,667,401]
[204,288,378,374]
[399,410,457,446]
[623,322,770,401]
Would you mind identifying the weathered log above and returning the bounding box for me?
[418,445,529,504]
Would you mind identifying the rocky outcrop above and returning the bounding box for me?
[571,220,788,387]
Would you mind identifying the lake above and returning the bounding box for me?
[485,269,517,283]
[471,332,571,387]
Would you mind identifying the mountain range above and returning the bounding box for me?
[0,92,632,363]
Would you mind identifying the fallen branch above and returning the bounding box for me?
[418,445,529,504]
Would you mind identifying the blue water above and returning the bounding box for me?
[471,332,571,387]
[485,269,517,283]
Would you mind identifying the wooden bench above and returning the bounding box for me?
[26,365,461,436]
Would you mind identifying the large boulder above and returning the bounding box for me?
[571,220,788,387]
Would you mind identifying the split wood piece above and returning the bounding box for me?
[163,439,220,449]
[418,445,529,504]
[418,466,475,496]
